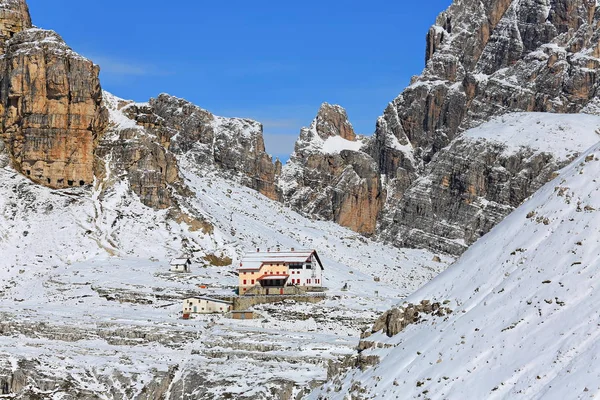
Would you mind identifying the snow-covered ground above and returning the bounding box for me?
[464,112,600,158]
[311,132,600,399]
[0,147,450,397]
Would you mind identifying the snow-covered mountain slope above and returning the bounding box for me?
[310,139,600,399]
[0,122,452,398]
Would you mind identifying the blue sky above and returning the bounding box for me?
[28,0,452,159]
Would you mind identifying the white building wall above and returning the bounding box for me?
[183,298,231,314]
[288,256,323,287]
[171,264,189,272]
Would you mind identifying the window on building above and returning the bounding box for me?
[243,280,247,285]
[251,280,255,284]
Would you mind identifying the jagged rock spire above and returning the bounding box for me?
[313,103,356,141]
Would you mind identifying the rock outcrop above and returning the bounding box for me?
[96,94,182,209]
[0,28,107,189]
[361,299,453,341]
[279,104,383,235]
[98,91,282,215]
[150,94,281,201]
[0,0,30,53]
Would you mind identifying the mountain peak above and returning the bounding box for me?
[313,102,356,141]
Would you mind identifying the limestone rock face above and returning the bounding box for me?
[279,104,383,235]
[312,102,356,141]
[0,0,31,53]
[379,130,577,254]
[0,135,8,168]
[370,0,600,254]
[97,93,185,210]
[150,94,280,201]
[0,29,108,189]
[377,0,600,167]
[98,92,280,210]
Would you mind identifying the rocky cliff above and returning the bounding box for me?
[0,28,107,189]
[0,0,280,214]
[0,0,30,53]
[279,0,600,255]
[279,104,383,235]
[150,93,281,201]
[96,93,184,210]
[95,91,283,214]
[373,0,600,253]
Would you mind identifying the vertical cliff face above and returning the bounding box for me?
[377,0,598,171]
[369,0,600,254]
[0,28,107,189]
[0,0,31,53]
[279,104,383,235]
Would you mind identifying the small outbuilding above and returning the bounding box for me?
[182,296,232,315]
[170,257,192,273]
[231,310,257,320]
